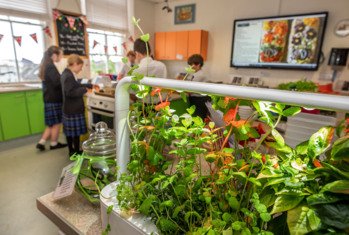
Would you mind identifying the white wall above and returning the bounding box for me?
[153,0,349,88]
[134,0,156,52]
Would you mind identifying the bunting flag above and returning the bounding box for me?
[104,45,108,54]
[128,36,134,43]
[0,34,3,43]
[113,46,117,54]
[14,36,22,46]
[30,33,38,43]
[43,26,52,38]
[122,42,127,51]
[53,10,60,20]
[92,40,99,49]
[67,16,76,29]
[79,16,88,26]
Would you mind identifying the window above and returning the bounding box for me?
[0,15,45,83]
[87,28,125,77]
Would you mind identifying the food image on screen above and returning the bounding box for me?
[259,20,289,63]
[231,12,328,70]
[287,17,320,64]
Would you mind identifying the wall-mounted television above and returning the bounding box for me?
[230,12,328,70]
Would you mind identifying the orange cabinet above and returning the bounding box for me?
[165,31,176,60]
[155,32,166,60]
[155,30,208,61]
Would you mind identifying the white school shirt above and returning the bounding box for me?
[133,57,167,78]
[189,69,208,97]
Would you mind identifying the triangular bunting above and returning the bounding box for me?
[43,26,52,38]
[0,34,3,43]
[92,40,99,49]
[30,33,38,43]
[122,42,127,51]
[79,16,88,26]
[67,16,76,29]
[128,36,134,43]
[14,36,22,46]
[53,10,60,21]
[113,46,117,54]
[104,45,108,54]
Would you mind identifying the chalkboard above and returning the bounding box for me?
[54,11,88,57]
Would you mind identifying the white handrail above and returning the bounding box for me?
[115,76,349,177]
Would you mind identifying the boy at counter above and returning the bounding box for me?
[133,38,167,78]
[61,54,92,156]
[187,54,211,120]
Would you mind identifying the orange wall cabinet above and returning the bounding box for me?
[155,32,166,60]
[155,30,208,61]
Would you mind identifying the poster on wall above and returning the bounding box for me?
[174,4,196,24]
[53,9,89,58]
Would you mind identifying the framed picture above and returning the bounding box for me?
[174,4,196,24]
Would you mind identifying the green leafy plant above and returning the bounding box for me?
[277,79,318,92]
[113,18,349,235]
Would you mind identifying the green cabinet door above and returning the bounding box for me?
[0,92,31,140]
[0,115,3,141]
[26,90,45,134]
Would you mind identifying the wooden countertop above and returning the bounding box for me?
[36,191,102,235]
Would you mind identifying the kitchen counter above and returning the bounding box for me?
[36,190,102,235]
[0,83,42,93]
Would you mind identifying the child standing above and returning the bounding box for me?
[36,46,67,151]
[61,54,92,156]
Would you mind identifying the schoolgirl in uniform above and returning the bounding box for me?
[36,46,67,151]
[61,54,92,156]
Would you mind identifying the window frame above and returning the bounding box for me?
[87,28,125,74]
[0,15,45,83]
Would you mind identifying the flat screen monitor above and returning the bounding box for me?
[230,12,328,70]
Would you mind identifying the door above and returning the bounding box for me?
[26,90,45,134]
[155,32,166,60]
[175,31,188,60]
[0,92,30,140]
[165,31,176,60]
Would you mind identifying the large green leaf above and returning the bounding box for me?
[321,162,349,180]
[306,193,343,206]
[139,195,156,215]
[315,203,349,230]
[271,195,304,214]
[331,135,349,161]
[308,127,334,159]
[320,180,349,194]
[287,205,321,235]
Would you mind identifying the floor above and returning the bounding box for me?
[0,134,71,235]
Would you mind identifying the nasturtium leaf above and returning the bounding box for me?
[186,105,196,115]
[180,92,187,103]
[222,212,232,223]
[228,196,239,210]
[140,33,150,42]
[260,212,271,222]
[132,16,140,25]
[282,106,301,117]
[121,57,128,64]
[271,195,304,214]
[232,221,242,231]
[185,66,195,74]
[107,205,113,214]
